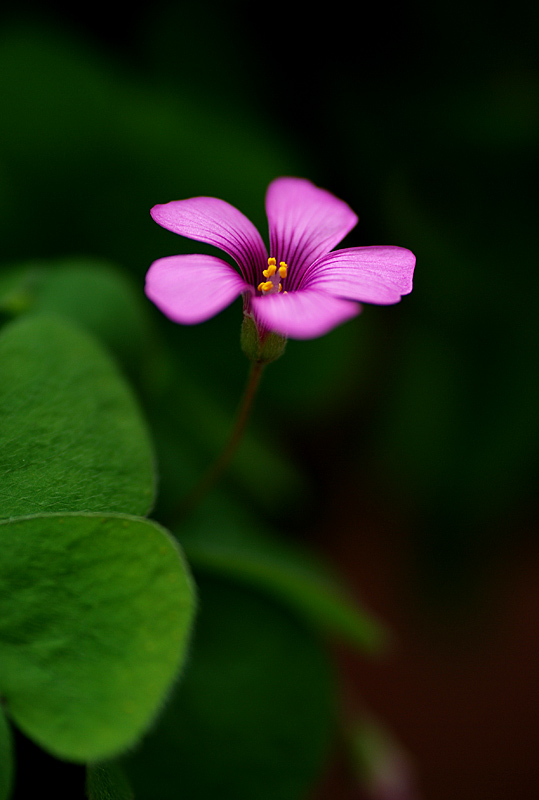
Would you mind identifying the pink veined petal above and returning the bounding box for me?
[265,177,358,288]
[145,254,251,325]
[151,196,267,287]
[251,288,361,340]
[301,246,416,304]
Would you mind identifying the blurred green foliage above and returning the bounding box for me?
[0,707,13,800]
[0,0,537,796]
[123,573,335,800]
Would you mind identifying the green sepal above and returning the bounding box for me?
[240,314,286,364]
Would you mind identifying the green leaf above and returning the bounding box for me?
[0,264,46,317]
[178,496,387,653]
[123,574,333,800]
[0,315,155,519]
[0,513,194,762]
[86,763,134,800]
[31,258,152,384]
[0,706,14,800]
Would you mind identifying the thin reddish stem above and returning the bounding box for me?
[170,360,265,525]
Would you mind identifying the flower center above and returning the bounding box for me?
[257,257,287,295]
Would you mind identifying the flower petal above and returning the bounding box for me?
[151,197,267,286]
[301,246,416,304]
[145,254,251,324]
[251,288,360,340]
[265,178,358,287]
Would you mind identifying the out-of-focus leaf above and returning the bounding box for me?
[0,513,194,762]
[265,309,374,415]
[177,495,387,653]
[0,706,13,800]
[86,762,134,800]
[0,24,297,269]
[0,315,155,518]
[147,364,309,520]
[123,574,333,800]
[0,264,46,317]
[0,258,153,384]
[31,258,152,383]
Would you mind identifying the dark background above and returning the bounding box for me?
[1,1,538,797]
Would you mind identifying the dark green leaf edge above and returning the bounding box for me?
[178,515,388,654]
[0,705,14,800]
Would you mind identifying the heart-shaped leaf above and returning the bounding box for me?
[0,513,194,762]
[0,315,155,519]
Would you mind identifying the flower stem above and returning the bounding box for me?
[171,360,266,525]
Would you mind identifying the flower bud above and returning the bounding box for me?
[240,314,287,364]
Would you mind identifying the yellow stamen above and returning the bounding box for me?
[259,258,287,295]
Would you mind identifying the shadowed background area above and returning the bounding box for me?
[1,0,538,798]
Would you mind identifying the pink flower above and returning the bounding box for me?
[146,177,415,340]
